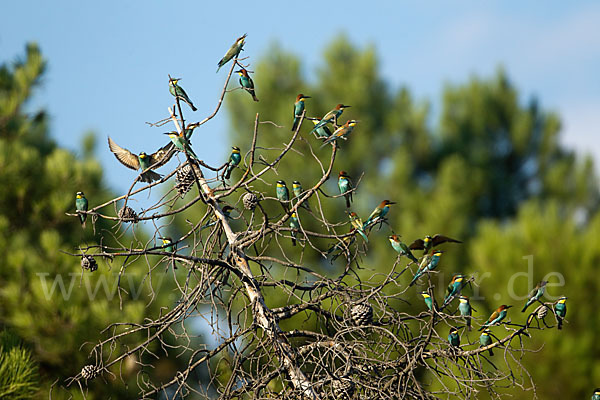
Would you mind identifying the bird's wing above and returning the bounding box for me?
[409,239,425,250]
[108,137,140,170]
[432,235,463,246]
[488,310,499,322]
[321,109,336,122]
[149,142,176,169]
[399,242,411,253]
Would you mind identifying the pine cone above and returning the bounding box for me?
[350,303,373,326]
[118,205,138,222]
[81,364,99,380]
[81,255,98,272]
[332,377,355,398]
[175,162,201,197]
[242,192,259,210]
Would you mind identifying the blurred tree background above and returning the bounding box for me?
[226,35,600,398]
[0,45,193,399]
[1,35,599,399]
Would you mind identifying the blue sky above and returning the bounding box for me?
[2,1,599,194]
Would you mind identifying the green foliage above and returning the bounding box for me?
[226,36,599,398]
[0,330,39,400]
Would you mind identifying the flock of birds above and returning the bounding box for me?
[72,34,572,374]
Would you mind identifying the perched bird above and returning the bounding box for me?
[292,180,310,210]
[338,171,354,208]
[290,212,300,246]
[216,34,246,72]
[161,237,174,253]
[479,328,494,356]
[224,146,241,180]
[349,212,368,242]
[363,200,396,231]
[458,295,473,331]
[521,280,548,312]
[554,296,567,330]
[311,119,332,139]
[182,122,200,140]
[409,250,443,286]
[164,131,198,160]
[320,120,359,147]
[420,291,434,311]
[388,235,418,263]
[160,237,177,269]
[236,69,259,101]
[276,180,290,212]
[75,191,88,228]
[479,305,513,331]
[292,94,310,131]
[443,274,467,307]
[592,388,600,400]
[108,137,173,183]
[292,180,303,198]
[169,78,197,111]
[409,234,462,254]
[326,229,356,261]
[310,104,351,134]
[448,327,460,347]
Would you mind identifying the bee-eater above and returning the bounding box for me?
[75,192,88,228]
[409,234,462,254]
[443,274,467,307]
[320,120,358,148]
[448,327,460,347]
[290,212,300,246]
[420,291,434,311]
[164,131,199,160]
[554,296,567,330]
[216,34,246,72]
[311,119,332,139]
[338,171,353,208]
[276,180,290,212]
[409,250,443,286]
[388,235,418,263]
[458,295,473,331]
[592,388,600,400]
[310,104,351,134]
[236,69,259,102]
[161,237,174,253]
[160,237,177,269]
[184,122,200,139]
[479,305,513,331]
[292,180,311,210]
[349,212,368,242]
[479,328,493,356]
[521,280,548,312]
[292,94,310,131]
[326,229,356,261]
[108,137,173,183]
[224,146,241,179]
[363,200,396,231]
[169,78,197,111]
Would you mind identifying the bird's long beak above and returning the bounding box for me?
[389,201,397,204]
